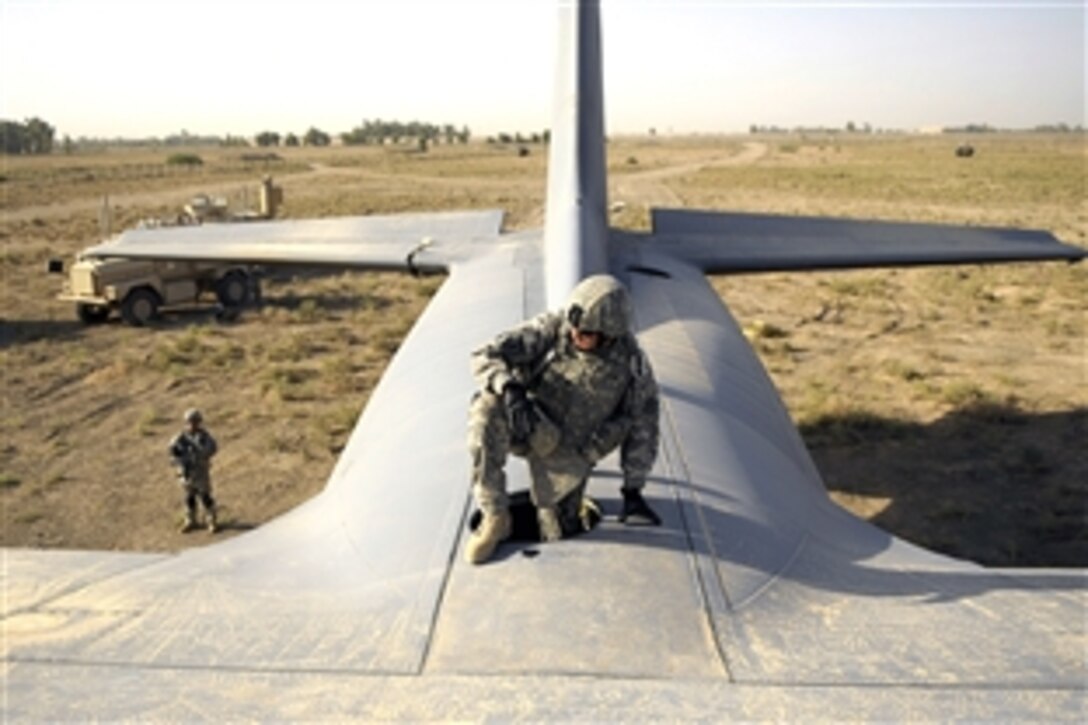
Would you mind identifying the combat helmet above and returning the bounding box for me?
[184,408,203,425]
[566,274,632,339]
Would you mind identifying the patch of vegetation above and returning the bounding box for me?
[147,327,214,373]
[0,473,21,490]
[940,381,994,408]
[313,403,363,454]
[265,333,313,363]
[261,365,319,402]
[800,409,916,448]
[321,354,356,394]
[827,275,889,299]
[136,407,168,437]
[295,299,324,323]
[743,320,790,341]
[208,341,246,368]
[881,359,925,382]
[165,153,203,167]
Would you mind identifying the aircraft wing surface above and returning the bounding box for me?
[647,208,1086,272]
[4,249,1085,720]
[81,210,505,272]
[6,0,1084,718]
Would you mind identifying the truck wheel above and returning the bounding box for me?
[216,270,250,307]
[247,275,263,305]
[76,303,110,325]
[120,288,161,326]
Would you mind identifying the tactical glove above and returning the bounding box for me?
[502,383,537,444]
[619,488,661,526]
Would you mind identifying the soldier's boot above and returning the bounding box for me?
[179,511,198,533]
[536,506,562,543]
[465,509,512,565]
[206,507,219,534]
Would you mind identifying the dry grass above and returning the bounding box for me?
[1,134,1084,565]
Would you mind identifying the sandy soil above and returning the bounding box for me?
[1,137,1084,566]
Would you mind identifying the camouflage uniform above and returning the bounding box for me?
[467,275,659,552]
[170,411,219,532]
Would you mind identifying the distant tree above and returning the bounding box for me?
[1,118,56,154]
[498,132,513,144]
[845,121,856,133]
[1,120,27,154]
[649,127,657,137]
[530,132,541,144]
[304,127,331,146]
[62,135,73,154]
[458,125,471,144]
[255,131,281,147]
[221,135,250,147]
[542,129,551,144]
[284,133,300,147]
[24,117,55,154]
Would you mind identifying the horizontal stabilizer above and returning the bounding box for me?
[648,209,1085,273]
[82,210,505,272]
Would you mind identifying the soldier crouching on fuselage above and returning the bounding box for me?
[170,408,219,533]
[465,274,661,565]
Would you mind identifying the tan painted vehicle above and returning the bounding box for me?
[54,256,258,326]
[49,177,280,326]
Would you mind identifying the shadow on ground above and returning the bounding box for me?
[0,318,86,349]
[803,404,1087,568]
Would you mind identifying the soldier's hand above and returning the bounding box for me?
[502,383,536,443]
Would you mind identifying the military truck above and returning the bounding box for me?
[50,177,280,326]
[53,256,258,326]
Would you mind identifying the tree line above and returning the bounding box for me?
[1,117,56,154]
[750,121,1085,135]
[2,117,474,153]
[253,127,333,148]
[338,120,470,147]
[486,130,550,145]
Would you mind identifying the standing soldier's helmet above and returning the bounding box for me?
[566,275,633,338]
[184,408,203,425]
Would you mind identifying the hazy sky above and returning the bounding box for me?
[1,0,1083,139]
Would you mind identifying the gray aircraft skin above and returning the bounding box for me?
[4,1,1085,720]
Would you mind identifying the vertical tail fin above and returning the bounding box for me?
[543,0,609,309]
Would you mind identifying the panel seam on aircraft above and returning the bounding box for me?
[10,655,1085,692]
[651,349,736,679]
[417,492,474,675]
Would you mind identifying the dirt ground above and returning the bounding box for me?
[1,136,1084,566]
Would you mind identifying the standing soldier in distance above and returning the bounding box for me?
[466,274,661,565]
[170,408,219,533]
